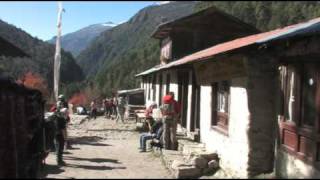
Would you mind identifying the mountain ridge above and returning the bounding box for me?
[0,18,84,97]
[48,22,116,57]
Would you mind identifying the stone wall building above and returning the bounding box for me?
[137,6,259,141]
[136,6,320,178]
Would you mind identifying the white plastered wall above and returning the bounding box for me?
[186,70,193,132]
[200,77,251,178]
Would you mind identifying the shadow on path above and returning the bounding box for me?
[68,136,111,146]
[63,151,73,154]
[39,164,65,178]
[87,129,136,132]
[64,156,121,164]
[65,163,126,171]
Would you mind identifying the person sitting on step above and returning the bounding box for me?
[139,103,162,152]
[150,125,164,151]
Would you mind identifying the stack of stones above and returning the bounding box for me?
[171,152,220,179]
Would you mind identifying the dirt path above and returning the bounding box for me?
[40,115,172,179]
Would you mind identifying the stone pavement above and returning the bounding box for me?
[40,115,173,179]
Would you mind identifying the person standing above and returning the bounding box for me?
[105,98,112,118]
[52,106,68,166]
[90,100,97,119]
[160,92,180,150]
[56,94,72,149]
[116,96,126,123]
[112,96,118,119]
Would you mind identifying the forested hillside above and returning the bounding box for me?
[77,1,320,97]
[194,1,320,31]
[0,19,84,98]
[77,1,197,96]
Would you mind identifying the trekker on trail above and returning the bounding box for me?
[160,92,180,150]
[56,94,72,149]
[116,96,126,123]
[139,103,163,152]
[111,96,118,119]
[50,105,68,166]
[90,100,97,119]
[104,98,112,118]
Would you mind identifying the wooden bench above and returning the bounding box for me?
[135,111,146,123]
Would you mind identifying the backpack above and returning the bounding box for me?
[161,102,175,119]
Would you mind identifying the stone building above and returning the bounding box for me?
[136,6,320,179]
[136,6,259,141]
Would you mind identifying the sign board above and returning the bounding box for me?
[194,56,247,85]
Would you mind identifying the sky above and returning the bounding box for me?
[0,1,158,41]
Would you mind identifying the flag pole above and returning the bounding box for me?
[54,1,63,101]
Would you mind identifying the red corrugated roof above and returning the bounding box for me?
[136,17,320,77]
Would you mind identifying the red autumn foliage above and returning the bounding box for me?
[68,92,88,106]
[17,72,49,98]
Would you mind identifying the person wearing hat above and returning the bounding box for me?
[160,92,180,150]
[56,94,72,150]
[116,96,126,123]
[51,107,68,166]
[57,94,68,111]
[139,102,162,152]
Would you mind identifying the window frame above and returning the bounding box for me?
[279,62,320,166]
[211,80,230,135]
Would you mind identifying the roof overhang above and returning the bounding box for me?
[117,88,144,95]
[151,5,260,40]
[138,17,320,77]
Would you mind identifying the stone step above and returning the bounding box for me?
[154,147,220,179]
[178,139,206,148]
[182,146,207,157]
[161,149,186,170]
[172,163,202,179]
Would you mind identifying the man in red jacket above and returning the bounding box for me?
[161,92,180,150]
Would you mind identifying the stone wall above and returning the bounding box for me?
[245,55,279,177]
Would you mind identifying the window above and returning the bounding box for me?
[212,80,230,133]
[279,62,320,163]
[281,64,318,127]
[301,64,317,127]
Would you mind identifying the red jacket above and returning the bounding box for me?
[162,95,180,116]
